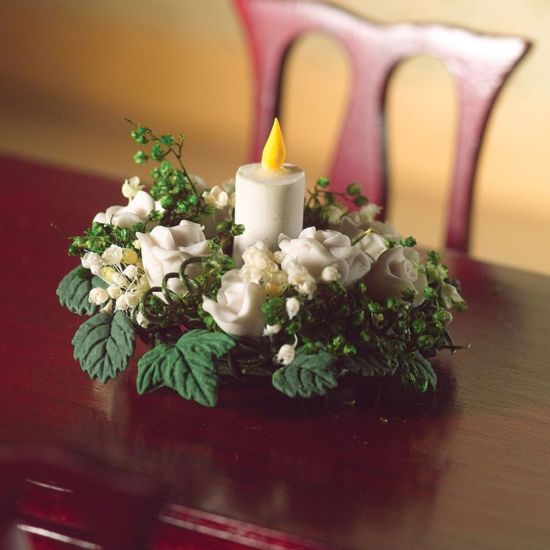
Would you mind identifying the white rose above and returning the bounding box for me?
[351,231,389,261]
[93,191,156,228]
[279,227,372,287]
[285,297,300,320]
[136,221,213,294]
[365,247,427,306]
[276,344,296,365]
[202,270,266,337]
[340,209,401,242]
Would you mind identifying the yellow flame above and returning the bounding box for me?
[261,118,286,170]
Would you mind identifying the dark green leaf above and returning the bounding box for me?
[159,134,174,146]
[72,312,135,383]
[57,266,97,315]
[346,182,361,196]
[402,353,437,392]
[136,343,179,394]
[342,353,396,377]
[137,330,235,407]
[150,143,166,161]
[178,329,235,359]
[133,151,148,164]
[316,177,330,188]
[272,347,337,398]
[92,276,108,289]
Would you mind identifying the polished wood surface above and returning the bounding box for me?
[235,0,531,252]
[2,154,550,549]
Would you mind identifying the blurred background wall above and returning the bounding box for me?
[1,0,549,274]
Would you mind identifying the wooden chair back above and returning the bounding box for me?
[234,0,531,251]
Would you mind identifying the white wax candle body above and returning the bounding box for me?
[233,163,305,263]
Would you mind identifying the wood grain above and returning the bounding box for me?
[1,154,550,549]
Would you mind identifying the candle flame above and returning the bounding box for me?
[261,118,286,170]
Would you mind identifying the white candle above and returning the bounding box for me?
[233,119,305,263]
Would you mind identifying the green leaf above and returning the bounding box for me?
[72,312,135,383]
[136,343,179,394]
[136,330,235,407]
[342,353,396,377]
[57,266,97,315]
[179,329,236,359]
[92,276,108,289]
[316,177,330,188]
[272,347,337,398]
[133,151,148,164]
[346,182,361,196]
[402,353,437,392]
[159,134,174,146]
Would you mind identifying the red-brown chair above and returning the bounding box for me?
[234,0,531,251]
[0,446,162,550]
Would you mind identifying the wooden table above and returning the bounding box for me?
[2,154,550,549]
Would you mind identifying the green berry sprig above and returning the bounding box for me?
[127,119,214,226]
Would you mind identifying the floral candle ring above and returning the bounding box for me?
[56,119,466,407]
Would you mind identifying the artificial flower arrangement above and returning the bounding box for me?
[57,120,466,407]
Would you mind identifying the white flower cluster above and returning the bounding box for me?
[82,245,149,321]
[198,178,236,238]
[202,181,236,210]
[240,241,287,297]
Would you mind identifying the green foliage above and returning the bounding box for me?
[303,177,371,229]
[68,221,144,256]
[272,347,337,398]
[126,119,212,226]
[136,329,235,407]
[401,353,437,392]
[133,151,148,164]
[261,261,461,395]
[342,353,397,377]
[386,236,417,249]
[72,312,135,383]
[57,266,97,315]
